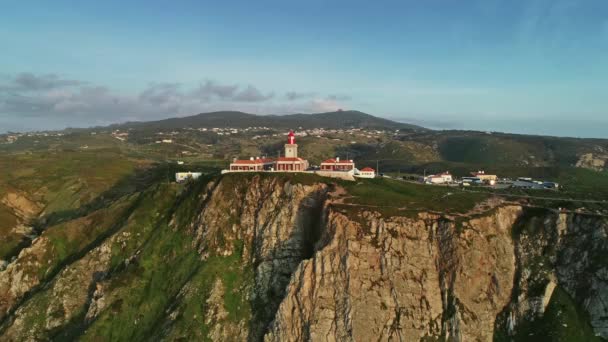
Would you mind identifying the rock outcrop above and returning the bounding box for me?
[266,206,523,341]
[190,175,329,340]
[576,153,607,171]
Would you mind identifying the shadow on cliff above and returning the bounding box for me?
[247,184,330,342]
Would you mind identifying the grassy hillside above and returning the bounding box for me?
[437,131,608,167]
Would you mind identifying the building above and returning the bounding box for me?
[175,172,203,182]
[425,171,453,184]
[461,177,483,186]
[320,157,355,172]
[275,130,309,171]
[227,130,309,172]
[355,167,376,178]
[229,157,275,172]
[470,170,497,184]
[512,177,559,190]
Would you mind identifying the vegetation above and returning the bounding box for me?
[341,177,488,215]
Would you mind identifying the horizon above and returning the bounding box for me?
[4,109,607,140]
[2,1,608,138]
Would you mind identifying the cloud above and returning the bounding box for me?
[310,98,344,112]
[192,80,238,100]
[232,85,274,102]
[139,83,183,105]
[0,72,82,92]
[326,94,352,101]
[285,91,316,101]
[0,72,353,131]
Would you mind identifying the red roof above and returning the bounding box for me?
[287,130,295,137]
[360,167,375,172]
[321,159,354,164]
[231,158,274,165]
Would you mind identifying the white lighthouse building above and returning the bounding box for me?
[275,130,309,171]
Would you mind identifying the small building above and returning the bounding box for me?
[162,139,173,143]
[320,157,355,172]
[356,167,376,178]
[229,157,275,172]
[470,170,497,184]
[461,177,482,185]
[175,172,202,183]
[512,179,544,189]
[425,171,453,184]
[512,178,559,190]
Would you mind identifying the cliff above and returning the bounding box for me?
[0,174,606,341]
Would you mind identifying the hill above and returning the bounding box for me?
[113,110,426,131]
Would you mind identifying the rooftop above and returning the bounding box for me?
[322,158,355,164]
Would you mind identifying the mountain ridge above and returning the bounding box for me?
[110,110,427,131]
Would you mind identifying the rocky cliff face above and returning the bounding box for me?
[576,153,607,171]
[0,174,606,341]
[266,206,523,341]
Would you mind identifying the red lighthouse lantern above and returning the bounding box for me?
[287,130,295,145]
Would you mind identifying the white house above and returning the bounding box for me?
[355,167,376,178]
[425,171,453,184]
[175,172,202,182]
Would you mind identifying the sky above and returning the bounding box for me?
[1,0,607,138]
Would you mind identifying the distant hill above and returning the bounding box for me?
[72,109,608,174]
[113,110,426,131]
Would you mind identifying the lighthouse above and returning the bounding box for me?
[274,130,308,171]
[284,130,298,158]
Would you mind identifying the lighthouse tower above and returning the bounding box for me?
[284,130,298,158]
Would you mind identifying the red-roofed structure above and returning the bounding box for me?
[228,130,309,172]
[356,167,375,178]
[320,157,355,171]
[230,157,275,171]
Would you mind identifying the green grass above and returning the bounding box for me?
[0,192,153,339]
[78,176,252,341]
[556,168,608,200]
[0,204,22,260]
[36,195,137,279]
[342,178,488,215]
[79,189,203,341]
[159,240,253,341]
[438,135,546,166]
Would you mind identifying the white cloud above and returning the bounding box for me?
[0,72,352,131]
